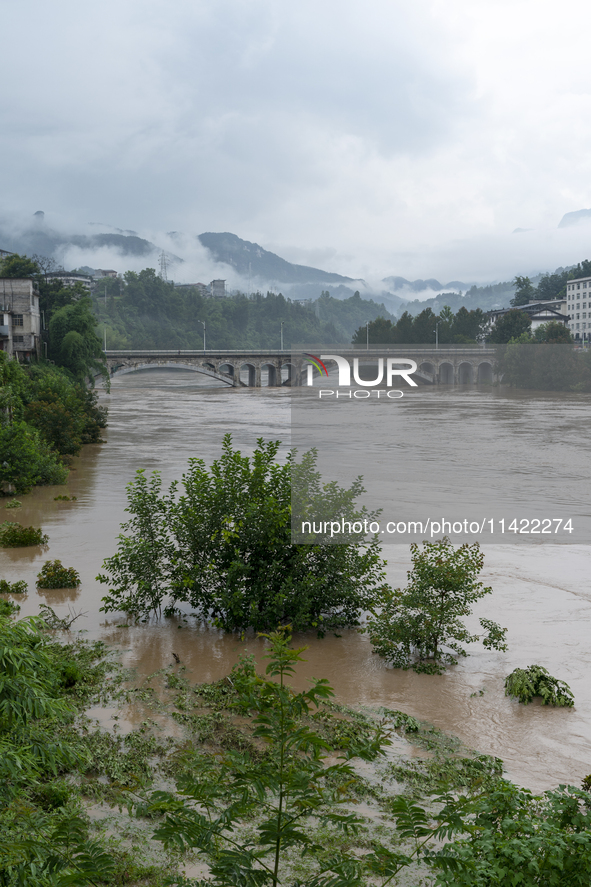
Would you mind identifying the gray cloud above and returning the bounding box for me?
[1,0,590,283]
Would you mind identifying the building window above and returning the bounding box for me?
[12,314,23,327]
[576,323,580,329]
[13,335,24,343]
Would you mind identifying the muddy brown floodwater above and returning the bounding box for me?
[1,368,590,793]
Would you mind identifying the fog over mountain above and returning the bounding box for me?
[3,211,590,319]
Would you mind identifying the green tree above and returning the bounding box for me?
[533,320,572,343]
[488,309,531,344]
[99,436,387,631]
[498,343,587,390]
[48,298,106,381]
[437,305,455,344]
[451,306,486,343]
[367,538,507,674]
[352,316,395,345]
[150,630,391,887]
[431,783,591,886]
[0,253,41,279]
[510,275,536,306]
[0,616,115,885]
[412,307,437,343]
[536,270,569,301]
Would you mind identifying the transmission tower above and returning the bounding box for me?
[159,251,169,281]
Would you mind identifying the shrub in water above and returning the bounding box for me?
[0,521,48,547]
[0,598,20,617]
[0,579,27,594]
[36,560,80,589]
[4,499,22,509]
[505,664,574,707]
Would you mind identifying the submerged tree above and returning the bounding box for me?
[368,538,507,674]
[150,629,394,886]
[99,435,388,631]
[504,665,574,707]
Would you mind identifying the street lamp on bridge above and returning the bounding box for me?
[280,320,285,351]
[198,320,206,351]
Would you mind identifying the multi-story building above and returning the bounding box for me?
[0,278,41,360]
[45,271,92,291]
[565,277,591,341]
[174,280,228,298]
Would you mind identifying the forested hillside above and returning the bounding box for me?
[94,270,396,349]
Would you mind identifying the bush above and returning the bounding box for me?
[504,665,574,707]
[367,538,507,674]
[99,435,387,631]
[0,421,67,493]
[0,579,27,594]
[0,599,20,617]
[36,560,80,589]
[4,499,22,509]
[0,522,48,547]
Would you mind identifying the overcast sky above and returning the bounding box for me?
[2,0,591,283]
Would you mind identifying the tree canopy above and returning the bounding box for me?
[0,351,106,492]
[352,305,487,345]
[488,309,532,344]
[367,538,507,674]
[99,435,387,632]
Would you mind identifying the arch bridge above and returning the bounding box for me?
[104,350,297,388]
[104,347,498,388]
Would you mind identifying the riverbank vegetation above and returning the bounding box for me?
[1,612,589,886]
[0,351,107,494]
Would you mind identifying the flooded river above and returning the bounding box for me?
[1,368,590,793]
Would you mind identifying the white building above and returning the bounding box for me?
[486,300,569,335]
[45,271,92,291]
[0,278,41,361]
[565,276,591,341]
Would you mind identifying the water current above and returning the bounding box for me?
[1,368,590,793]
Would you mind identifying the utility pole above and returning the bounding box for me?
[104,323,107,352]
[280,320,285,351]
[159,251,169,281]
[198,320,206,350]
[435,319,440,350]
[366,320,370,350]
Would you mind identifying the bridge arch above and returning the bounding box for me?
[477,361,494,383]
[218,363,236,380]
[261,362,278,387]
[419,361,435,375]
[439,362,454,384]
[458,362,473,384]
[240,363,257,387]
[108,361,235,386]
[281,363,295,385]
